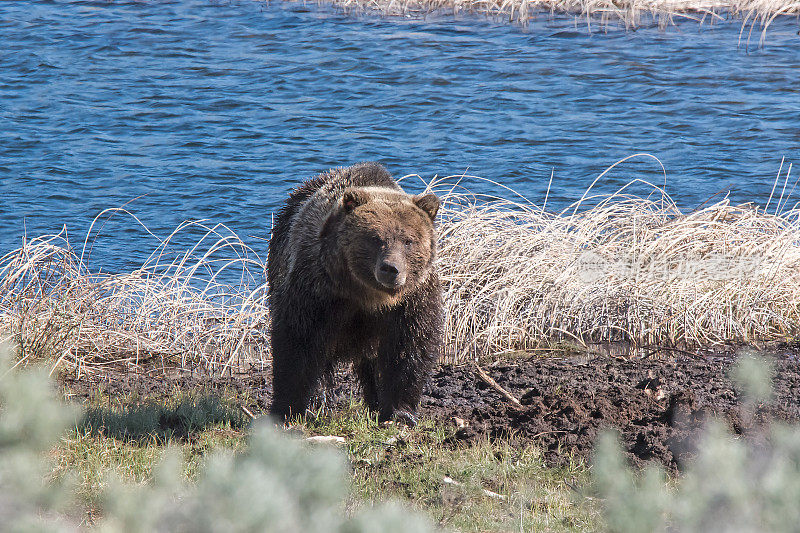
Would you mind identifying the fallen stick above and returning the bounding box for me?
[443,476,507,501]
[474,363,525,411]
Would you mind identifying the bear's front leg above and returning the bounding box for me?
[375,348,434,426]
[354,359,381,412]
[375,298,441,425]
[269,316,327,421]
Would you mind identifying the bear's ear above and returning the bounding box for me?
[342,189,371,212]
[413,193,440,221]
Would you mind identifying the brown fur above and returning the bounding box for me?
[268,162,443,423]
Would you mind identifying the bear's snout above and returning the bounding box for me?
[375,258,407,290]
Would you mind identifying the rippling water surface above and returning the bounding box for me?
[1,0,798,272]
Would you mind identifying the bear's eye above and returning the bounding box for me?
[404,238,415,247]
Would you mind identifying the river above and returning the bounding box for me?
[1,0,798,272]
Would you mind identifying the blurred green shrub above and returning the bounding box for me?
[0,344,435,532]
[593,354,800,533]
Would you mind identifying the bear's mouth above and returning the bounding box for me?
[377,280,404,293]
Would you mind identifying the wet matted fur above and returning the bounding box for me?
[268,162,443,424]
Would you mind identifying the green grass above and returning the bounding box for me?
[306,401,599,532]
[50,395,249,519]
[49,393,600,531]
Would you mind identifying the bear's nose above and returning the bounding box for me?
[376,261,406,289]
[380,262,398,275]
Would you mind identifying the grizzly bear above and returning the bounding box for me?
[268,162,442,425]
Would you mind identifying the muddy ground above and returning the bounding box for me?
[63,347,800,471]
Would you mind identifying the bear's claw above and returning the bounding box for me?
[387,409,418,427]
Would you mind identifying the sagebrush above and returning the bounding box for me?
[593,354,800,532]
[0,343,436,531]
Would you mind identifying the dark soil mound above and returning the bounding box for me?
[423,353,800,470]
[63,349,800,471]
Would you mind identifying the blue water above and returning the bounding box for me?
[2,0,799,273]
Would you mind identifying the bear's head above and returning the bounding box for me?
[326,186,439,308]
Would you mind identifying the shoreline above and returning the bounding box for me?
[5,182,800,372]
[313,0,800,29]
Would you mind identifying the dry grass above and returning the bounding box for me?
[432,157,800,359]
[0,210,269,374]
[314,0,799,35]
[3,158,800,371]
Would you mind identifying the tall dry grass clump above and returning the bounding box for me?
[3,161,800,371]
[434,163,800,359]
[317,0,797,35]
[0,211,269,374]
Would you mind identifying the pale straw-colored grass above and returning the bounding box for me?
[316,0,798,35]
[430,156,800,359]
[2,158,800,372]
[0,209,269,375]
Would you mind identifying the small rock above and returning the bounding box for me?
[305,435,346,445]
